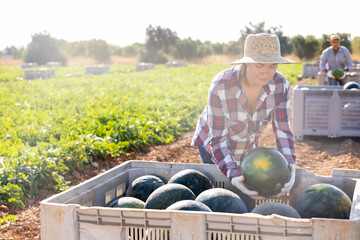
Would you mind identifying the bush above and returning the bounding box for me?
[304,35,320,59]
[24,32,67,65]
[87,39,111,64]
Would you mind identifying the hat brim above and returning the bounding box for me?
[327,39,343,42]
[229,56,297,65]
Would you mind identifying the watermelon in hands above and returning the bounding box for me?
[240,147,291,197]
[331,68,345,79]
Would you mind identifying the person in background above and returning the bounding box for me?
[320,34,352,86]
[191,33,296,200]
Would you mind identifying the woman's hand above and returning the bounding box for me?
[231,175,266,200]
[276,164,296,197]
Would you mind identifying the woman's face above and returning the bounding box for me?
[246,63,278,87]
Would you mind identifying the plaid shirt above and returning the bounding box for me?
[191,65,296,180]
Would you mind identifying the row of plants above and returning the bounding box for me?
[0,63,302,210]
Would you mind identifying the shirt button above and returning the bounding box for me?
[250,134,256,141]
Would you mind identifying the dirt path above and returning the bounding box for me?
[1,78,360,239]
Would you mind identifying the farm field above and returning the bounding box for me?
[0,64,359,239]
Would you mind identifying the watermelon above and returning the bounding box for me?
[126,175,165,202]
[240,147,291,197]
[251,202,300,218]
[331,68,344,79]
[166,200,212,212]
[296,183,352,219]
[108,197,145,209]
[168,169,212,196]
[144,183,196,209]
[343,81,360,90]
[195,188,248,214]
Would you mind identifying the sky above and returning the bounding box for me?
[1,0,359,50]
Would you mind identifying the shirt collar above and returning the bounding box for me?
[236,72,277,97]
[331,46,343,53]
[266,75,276,93]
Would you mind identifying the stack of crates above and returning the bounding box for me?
[293,85,360,140]
[23,68,56,80]
[302,63,319,78]
[40,160,360,240]
[135,63,155,72]
[85,65,110,75]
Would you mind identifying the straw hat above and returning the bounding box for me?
[327,34,343,42]
[230,33,296,64]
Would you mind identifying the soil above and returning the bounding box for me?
[1,78,359,239]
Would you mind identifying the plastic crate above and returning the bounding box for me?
[40,160,360,240]
[292,85,360,140]
[85,65,110,75]
[23,68,56,80]
[302,63,319,78]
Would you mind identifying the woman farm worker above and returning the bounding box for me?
[191,33,296,200]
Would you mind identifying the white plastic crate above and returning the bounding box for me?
[135,63,155,72]
[23,68,56,80]
[21,62,38,69]
[46,61,63,67]
[166,60,185,68]
[41,160,360,240]
[293,85,360,140]
[85,65,110,75]
[302,63,320,78]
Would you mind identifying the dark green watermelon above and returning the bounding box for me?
[332,68,344,79]
[126,175,165,202]
[166,200,212,212]
[168,169,212,196]
[195,188,248,214]
[241,147,291,197]
[296,183,352,219]
[144,183,196,210]
[108,197,145,209]
[251,202,300,218]
[343,81,360,90]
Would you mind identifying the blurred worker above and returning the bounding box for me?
[320,34,352,86]
[191,33,296,200]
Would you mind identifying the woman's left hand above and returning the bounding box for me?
[276,164,296,197]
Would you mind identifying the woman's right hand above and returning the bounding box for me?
[231,175,266,200]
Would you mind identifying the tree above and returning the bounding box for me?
[290,35,306,59]
[122,43,142,57]
[212,43,224,55]
[24,32,67,65]
[87,39,111,63]
[303,35,320,59]
[69,41,87,57]
[140,25,179,63]
[224,41,241,56]
[173,38,198,60]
